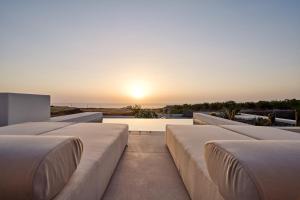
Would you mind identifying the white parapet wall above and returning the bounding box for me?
[193,112,247,125]
[0,93,50,126]
[50,112,103,123]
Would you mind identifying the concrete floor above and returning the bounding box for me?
[102,132,190,200]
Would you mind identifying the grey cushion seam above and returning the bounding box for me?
[218,126,262,140]
[207,142,264,200]
[37,123,75,135]
[31,137,74,199]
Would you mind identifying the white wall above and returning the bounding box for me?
[193,112,247,125]
[0,93,50,126]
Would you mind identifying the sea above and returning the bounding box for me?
[52,103,167,109]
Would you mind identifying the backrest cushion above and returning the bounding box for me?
[205,140,300,200]
[0,135,83,200]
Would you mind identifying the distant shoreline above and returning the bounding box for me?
[52,103,165,109]
[52,99,300,110]
[51,106,163,117]
[51,99,300,120]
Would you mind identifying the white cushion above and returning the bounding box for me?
[205,140,300,200]
[44,123,129,200]
[0,135,83,200]
[166,125,254,200]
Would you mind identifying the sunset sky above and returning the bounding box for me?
[1,1,300,105]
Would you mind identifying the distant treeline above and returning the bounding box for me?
[164,99,300,114]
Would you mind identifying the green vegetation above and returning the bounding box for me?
[163,104,194,117]
[126,104,142,115]
[164,99,300,114]
[267,112,276,125]
[51,106,82,117]
[127,104,158,118]
[51,104,160,118]
[220,101,240,120]
[222,108,239,120]
[51,99,300,122]
[253,117,272,126]
[135,110,158,118]
[51,106,134,117]
[296,110,300,126]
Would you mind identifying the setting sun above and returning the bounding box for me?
[125,81,151,100]
[131,85,145,99]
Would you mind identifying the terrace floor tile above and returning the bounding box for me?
[102,132,190,200]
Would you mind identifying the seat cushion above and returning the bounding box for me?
[43,123,128,200]
[166,125,254,200]
[205,140,300,200]
[0,135,83,200]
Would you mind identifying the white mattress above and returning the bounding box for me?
[0,122,72,135]
[43,123,128,200]
[205,140,300,200]
[166,125,254,200]
[166,125,300,200]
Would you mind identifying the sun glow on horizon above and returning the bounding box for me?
[131,85,145,99]
[126,81,151,100]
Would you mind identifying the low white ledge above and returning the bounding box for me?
[50,112,103,123]
[193,112,246,126]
